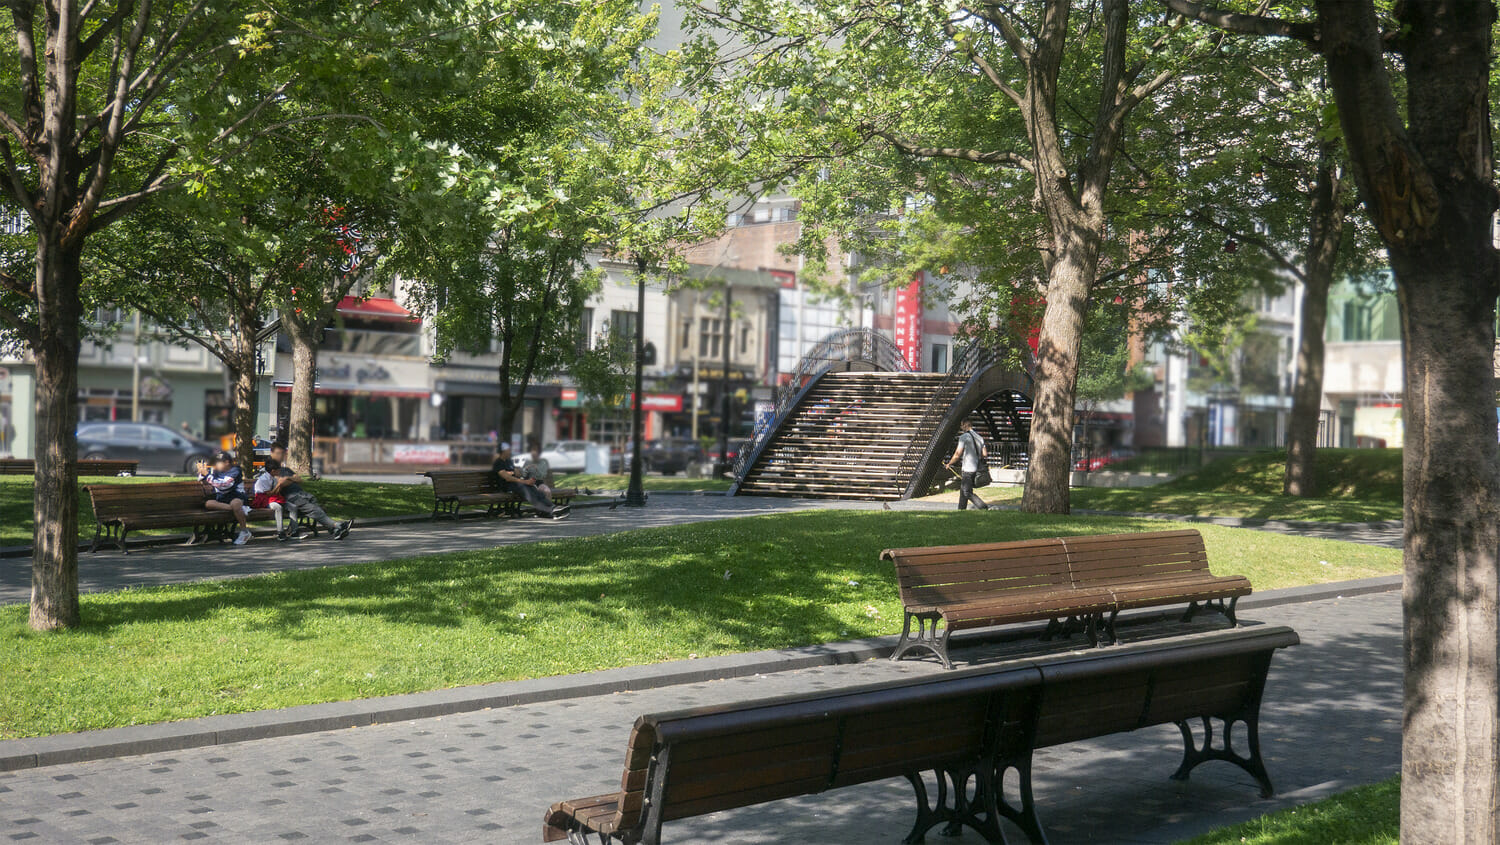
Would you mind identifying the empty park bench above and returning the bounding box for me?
[84,480,313,553]
[884,529,1252,667]
[423,469,579,519]
[0,458,137,476]
[542,625,1299,845]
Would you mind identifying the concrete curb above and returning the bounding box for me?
[0,574,1401,773]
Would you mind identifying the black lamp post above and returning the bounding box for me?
[623,253,649,507]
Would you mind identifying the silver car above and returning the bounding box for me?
[515,440,590,474]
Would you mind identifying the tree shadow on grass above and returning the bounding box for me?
[74,511,1164,649]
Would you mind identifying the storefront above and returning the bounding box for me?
[273,353,431,440]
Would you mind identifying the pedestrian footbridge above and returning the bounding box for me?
[729,329,1035,500]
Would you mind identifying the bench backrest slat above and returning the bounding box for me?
[641,667,1041,828]
[882,539,1071,607]
[424,469,504,498]
[1033,628,1297,748]
[1062,531,1211,589]
[86,481,210,520]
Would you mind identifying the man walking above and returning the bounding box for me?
[944,420,990,511]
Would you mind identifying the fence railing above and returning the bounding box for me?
[731,328,912,479]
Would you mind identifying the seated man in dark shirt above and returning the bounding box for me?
[492,443,568,520]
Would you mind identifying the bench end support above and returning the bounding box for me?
[891,611,954,669]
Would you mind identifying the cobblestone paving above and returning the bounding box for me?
[0,592,1400,844]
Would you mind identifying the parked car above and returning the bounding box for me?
[76,422,219,475]
[644,439,708,476]
[515,440,591,474]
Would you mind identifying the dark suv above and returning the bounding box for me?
[76,422,218,475]
[644,439,707,475]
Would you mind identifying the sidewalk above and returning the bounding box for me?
[0,586,1401,844]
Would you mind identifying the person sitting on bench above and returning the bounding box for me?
[492,443,568,520]
[273,465,352,540]
[197,451,252,545]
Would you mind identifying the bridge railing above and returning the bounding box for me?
[731,328,911,480]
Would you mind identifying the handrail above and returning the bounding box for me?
[731,328,911,481]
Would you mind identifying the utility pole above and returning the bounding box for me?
[623,253,649,507]
[130,311,142,422]
[718,283,732,476]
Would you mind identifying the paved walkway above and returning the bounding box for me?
[0,591,1401,844]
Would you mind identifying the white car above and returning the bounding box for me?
[515,440,590,473]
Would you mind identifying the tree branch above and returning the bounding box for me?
[1162,0,1318,46]
[1189,208,1306,282]
[870,128,1035,171]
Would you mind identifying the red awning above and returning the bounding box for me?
[336,296,414,321]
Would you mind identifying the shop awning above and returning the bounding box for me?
[336,296,415,321]
[274,383,429,399]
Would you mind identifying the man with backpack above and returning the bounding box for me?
[944,420,991,511]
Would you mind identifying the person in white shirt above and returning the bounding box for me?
[944,420,990,511]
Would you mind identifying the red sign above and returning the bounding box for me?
[622,393,684,412]
[894,275,923,370]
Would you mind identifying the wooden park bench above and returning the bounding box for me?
[84,480,314,553]
[542,625,1299,845]
[0,458,138,476]
[884,529,1252,668]
[423,469,579,519]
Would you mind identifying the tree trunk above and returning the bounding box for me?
[1312,1,1500,837]
[29,244,83,631]
[286,318,319,475]
[1283,145,1345,497]
[1020,221,1099,515]
[229,319,261,480]
[1394,249,1500,843]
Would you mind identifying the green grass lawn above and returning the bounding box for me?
[0,510,1399,739]
[555,472,731,493]
[1178,777,1398,844]
[0,475,436,547]
[923,449,1403,523]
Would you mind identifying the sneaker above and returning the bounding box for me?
[332,520,352,540]
[233,529,252,545]
[552,508,570,521]
[241,505,251,517]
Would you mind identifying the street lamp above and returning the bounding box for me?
[623,253,650,507]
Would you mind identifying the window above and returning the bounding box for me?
[740,325,750,355]
[577,308,593,354]
[610,310,638,345]
[699,317,722,359]
[680,316,692,350]
[931,343,949,373]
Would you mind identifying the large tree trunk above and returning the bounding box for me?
[1020,220,1100,515]
[1283,144,1345,497]
[1394,248,1500,843]
[1315,1,1500,839]
[29,244,83,631]
[285,318,319,475]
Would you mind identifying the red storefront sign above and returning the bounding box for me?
[894,275,923,370]
[622,393,684,412]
